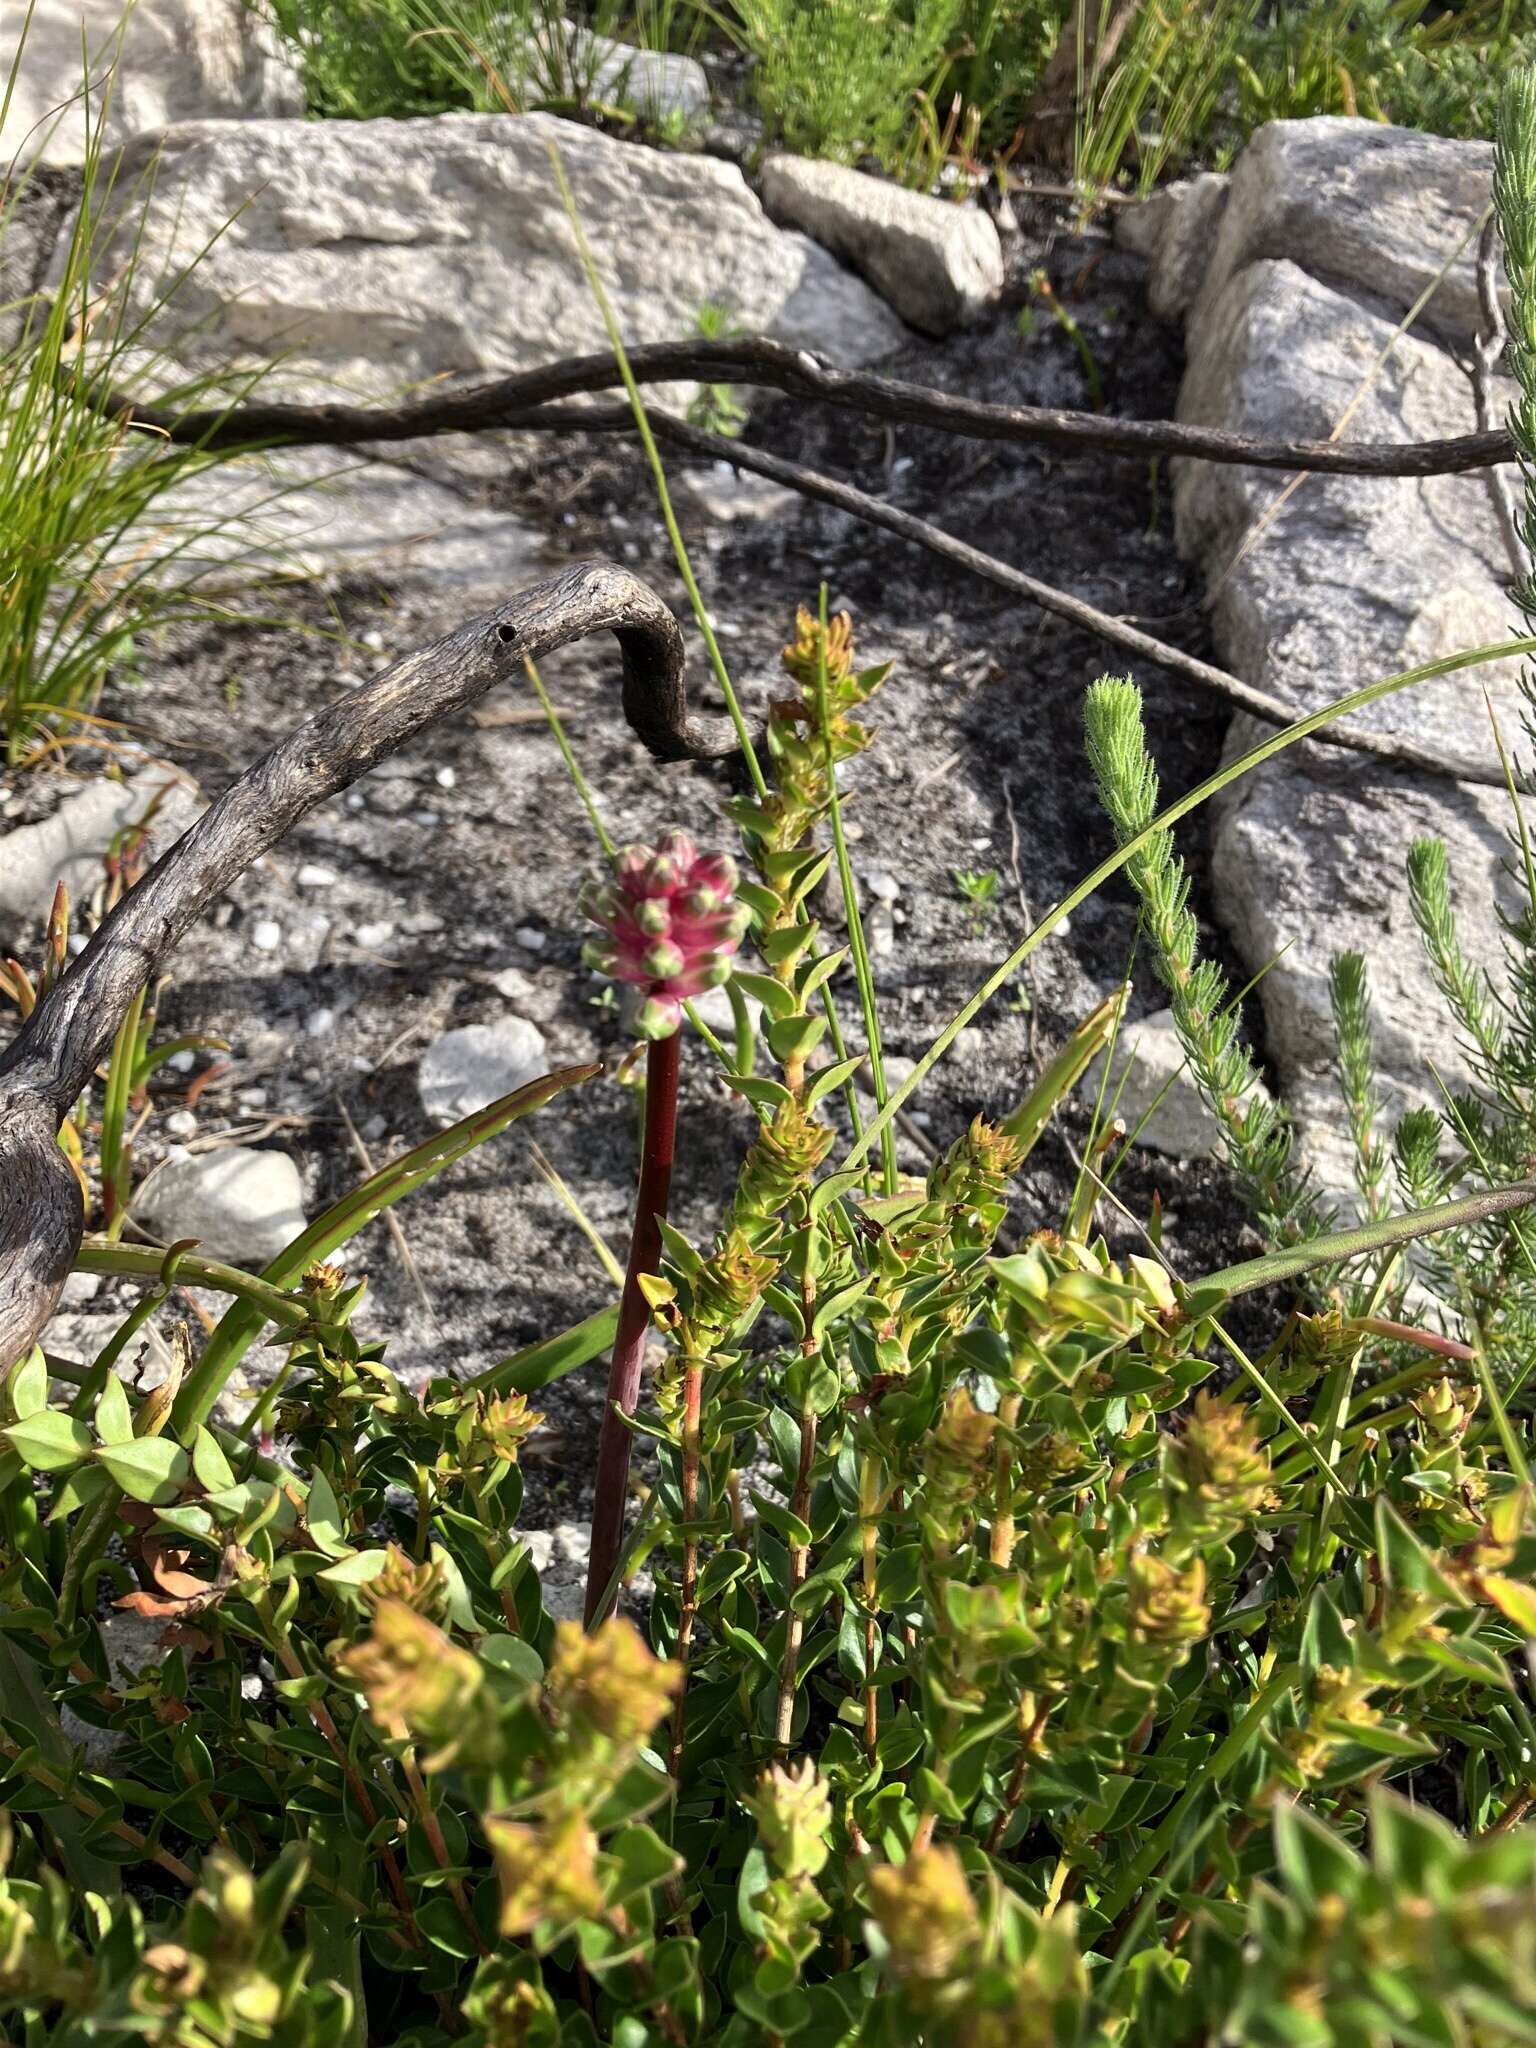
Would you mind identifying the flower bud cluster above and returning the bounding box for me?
[582,831,750,1040]
[742,1761,833,1969]
[1163,1391,1274,1551]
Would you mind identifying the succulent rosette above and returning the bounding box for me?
[581,831,751,1040]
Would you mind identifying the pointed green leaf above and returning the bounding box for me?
[94,1374,132,1447]
[804,1055,865,1109]
[1199,1182,1536,1303]
[191,1428,236,1493]
[5,1410,94,1473]
[94,1437,190,1506]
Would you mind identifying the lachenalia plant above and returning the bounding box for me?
[579,833,752,1625]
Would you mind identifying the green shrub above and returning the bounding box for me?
[1206,0,1535,156]
[728,0,964,166]
[6,592,1536,2042]
[262,0,706,127]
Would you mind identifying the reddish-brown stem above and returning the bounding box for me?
[1352,1316,1477,1363]
[1483,1783,1536,1838]
[1165,1816,1257,1950]
[859,1452,883,1764]
[984,1699,1052,1855]
[668,1358,705,1781]
[585,1030,681,1627]
[773,1240,826,1752]
[400,1746,488,1957]
[263,1608,421,1943]
[774,1402,819,1744]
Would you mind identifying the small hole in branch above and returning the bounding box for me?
[495,624,517,645]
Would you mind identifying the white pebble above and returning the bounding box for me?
[67,933,88,956]
[360,629,385,652]
[411,810,440,829]
[865,870,900,904]
[238,1088,269,1110]
[354,920,395,950]
[346,792,366,812]
[306,1008,336,1037]
[250,919,282,953]
[434,766,457,789]
[296,863,338,890]
[167,1049,197,1075]
[361,1114,387,1142]
[515,926,547,952]
[418,1019,549,1124]
[164,1109,198,1138]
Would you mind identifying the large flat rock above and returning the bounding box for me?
[59,113,905,610]
[88,113,906,407]
[1171,120,1523,1198]
[0,766,203,936]
[152,446,548,607]
[1194,116,1496,347]
[1,0,300,168]
[1176,258,1519,753]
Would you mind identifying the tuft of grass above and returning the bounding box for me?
[0,35,301,763]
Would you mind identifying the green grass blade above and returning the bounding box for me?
[174,1063,600,1435]
[469,1302,621,1396]
[1197,1181,1536,1304]
[1000,983,1128,1162]
[74,1239,310,1327]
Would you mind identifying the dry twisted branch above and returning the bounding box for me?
[117,334,1514,477]
[0,561,725,1373]
[517,401,1513,790]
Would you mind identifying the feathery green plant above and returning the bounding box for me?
[264,0,702,128]
[1085,674,1323,1248]
[727,0,964,167]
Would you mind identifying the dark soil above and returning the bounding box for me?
[28,210,1272,1521]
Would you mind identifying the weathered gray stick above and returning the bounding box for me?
[115,333,1512,477]
[521,401,1514,791]
[0,560,723,1373]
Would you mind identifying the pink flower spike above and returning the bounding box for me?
[584,833,750,1040]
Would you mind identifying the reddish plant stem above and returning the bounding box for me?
[1483,1783,1536,1837]
[585,1030,681,1628]
[1353,1315,1476,1363]
[859,1452,883,1764]
[1165,1815,1258,1950]
[775,1254,821,1749]
[984,1699,1052,1855]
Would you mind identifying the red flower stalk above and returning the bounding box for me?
[582,834,748,1627]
